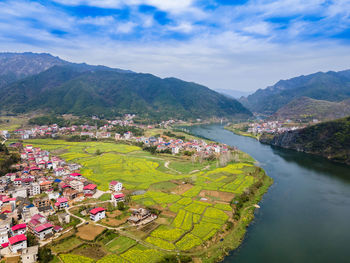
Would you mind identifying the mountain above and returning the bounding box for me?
[0,61,252,120]
[215,89,252,99]
[273,97,350,121]
[0,52,69,88]
[241,70,350,114]
[259,116,350,165]
[0,52,133,89]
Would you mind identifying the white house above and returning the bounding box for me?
[89,207,106,222]
[55,197,69,210]
[29,183,41,197]
[33,223,53,240]
[9,234,27,253]
[0,221,9,245]
[112,193,125,206]
[11,224,27,236]
[109,181,123,192]
[54,168,65,177]
[21,245,39,263]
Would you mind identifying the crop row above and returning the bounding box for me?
[150,225,185,242]
[175,233,203,251]
[145,236,176,250]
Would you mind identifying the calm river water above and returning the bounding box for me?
[187,124,350,263]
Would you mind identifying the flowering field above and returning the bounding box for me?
[120,245,165,263]
[27,139,262,255]
[97,255,128,263]
[150,225,185,242]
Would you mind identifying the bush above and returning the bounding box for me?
[38,247,53,263]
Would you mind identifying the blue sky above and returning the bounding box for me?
[1,0,350,91]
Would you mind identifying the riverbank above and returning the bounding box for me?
[17,129,272,263]
[224,126,260,140]
[187,124,350,263]
[194,173,273,262]
[258,117,350,166]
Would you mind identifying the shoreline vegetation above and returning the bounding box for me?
[225,118,350,166]
[8,126,273,263]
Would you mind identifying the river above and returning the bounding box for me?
[187,124,350,263]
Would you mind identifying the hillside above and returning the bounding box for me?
[241,70,350,114]
[0,63,252,120]
[260,116,350,165]
[273,97,350,121]
[0,52,68,88]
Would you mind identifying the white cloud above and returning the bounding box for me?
[0,0,350,93]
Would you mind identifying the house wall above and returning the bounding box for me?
[10,240,27,253]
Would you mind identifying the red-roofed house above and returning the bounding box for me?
[11,224,27,236]
[55,197,68,210]
[83,184,97,197]
[89,207,106,222]
[14,178,22,187]
[9,234,27,253]
[109,181,123,192]
[111,193,125,206]
[70,173,82,178]
[28,214,53,240]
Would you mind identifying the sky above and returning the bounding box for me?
[1,0,350,92]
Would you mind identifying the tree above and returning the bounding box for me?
[95,149,102,155]
[27,232,39,246]
[117,201,125,211]
[158,255,192,263]
[38,247,53,263]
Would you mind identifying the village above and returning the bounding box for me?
[0,142,163,262]
[0,118,235,262]
[0,115,229,157]
[246,120,306,134]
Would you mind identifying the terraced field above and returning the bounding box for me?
[26,138,266,261]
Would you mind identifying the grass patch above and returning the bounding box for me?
[106,236,137,253]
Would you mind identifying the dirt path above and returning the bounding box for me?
[164,161,182,174]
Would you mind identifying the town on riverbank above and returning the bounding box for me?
[0,115,272,263]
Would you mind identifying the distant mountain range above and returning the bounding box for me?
[240,70,350,116]
[0,52,252,120]
[215,89,252,99]
[260,116,350,165]
[273,97,350,121]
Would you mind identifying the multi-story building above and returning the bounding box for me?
[90,207,106,222]
[109,181,123,192]
[9,234,27,253]
[83,184,97,197]
[28,183,40,197]
[28,214,53,240]
[54,198,69,210]
[11,223,27,236]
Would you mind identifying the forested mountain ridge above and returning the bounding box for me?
[240,70,350,114]
[273,97,350,121]
[0,53,252,121]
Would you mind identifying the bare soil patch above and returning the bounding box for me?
[101,217,127,227]
[76,224,105,241]
[199,190,235,202]
[107,210,122,218]
[173,184,193,195]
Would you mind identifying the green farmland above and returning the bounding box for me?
[25,138,271,262]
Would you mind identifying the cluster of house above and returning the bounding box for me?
[4,114,182,141]
[117,133,229,156]
[0,143,113,259]
[247,120,304,134]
